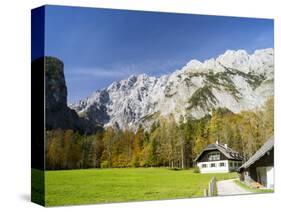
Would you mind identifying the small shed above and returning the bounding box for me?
[237,136,274,189]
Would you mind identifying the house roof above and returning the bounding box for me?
[194,142,243,162]
[238,136,274,172]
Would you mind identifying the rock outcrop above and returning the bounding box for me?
[44,57,95,133]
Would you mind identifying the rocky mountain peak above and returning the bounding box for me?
[70,48,274,131]
[45,56,67,109]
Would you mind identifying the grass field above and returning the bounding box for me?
[233,179,274,193]
[32,168,237,206]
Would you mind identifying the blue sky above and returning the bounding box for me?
[44,5,274,103]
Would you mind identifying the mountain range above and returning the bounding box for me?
[69,48,274,130]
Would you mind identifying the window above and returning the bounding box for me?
[208,152,220,161]
[230,162,233,167]
[219,162,225,167]
[202,164,207,168]
[211,163,216,168]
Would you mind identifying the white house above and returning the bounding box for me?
[238,136,274,189]
[194,142,243,173]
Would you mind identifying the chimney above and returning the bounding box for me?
[216,140,219,145]
[224,144,228,149]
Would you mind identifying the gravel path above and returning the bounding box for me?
[217,179,252,196]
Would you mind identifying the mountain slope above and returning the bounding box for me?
[69,48,274,130]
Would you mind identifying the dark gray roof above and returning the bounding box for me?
[194,142,243,162]
[238,136,274,172]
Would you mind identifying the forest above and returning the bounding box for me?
[46,97,273,170]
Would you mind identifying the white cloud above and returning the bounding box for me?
[67,58,186,80]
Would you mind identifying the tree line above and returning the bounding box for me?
[46,97,273,170]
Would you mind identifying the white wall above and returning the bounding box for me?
[198,160,229,173]
[266,166,274,189]
[198,160,242,173]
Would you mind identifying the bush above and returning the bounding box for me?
[100,161,110,168]
[168,167,183,171]
[193,166,200,173]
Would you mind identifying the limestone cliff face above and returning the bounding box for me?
[45,57,67,111]
[70,48,274,131]
[44,57,95,133]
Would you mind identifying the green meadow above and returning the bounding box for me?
[32,168,237,206]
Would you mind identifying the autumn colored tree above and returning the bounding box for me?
[45,97,273,170]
